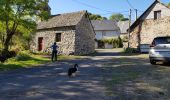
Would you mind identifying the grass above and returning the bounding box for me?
[0,54,50,71]
[0,52,81,71]
[58,55,81,60]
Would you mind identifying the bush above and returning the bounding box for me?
[15,51,32,61]
[0,50,17,63]
[124,48,138,53]
[122,36,128,42]
[95,37,123,48]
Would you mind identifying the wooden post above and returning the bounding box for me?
[128,9,132,48]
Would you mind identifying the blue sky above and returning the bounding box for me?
[49,0,170,20]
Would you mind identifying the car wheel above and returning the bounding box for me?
[150,60,156,65]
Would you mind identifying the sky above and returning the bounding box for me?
[49,0,170,20]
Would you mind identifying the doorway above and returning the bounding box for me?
[38,37,43,51]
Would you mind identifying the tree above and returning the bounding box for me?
[109,13,128,21]
[88,12,107,20]
[168,3,170,7]
[0,0,50,51]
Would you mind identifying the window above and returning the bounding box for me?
[55,33,61,42]
[154,10,161,20]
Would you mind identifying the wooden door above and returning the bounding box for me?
[38,37,43,51]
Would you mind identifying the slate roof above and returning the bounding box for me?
[37,10,87,30]
[91,20,119,31]
[118,20,134,34]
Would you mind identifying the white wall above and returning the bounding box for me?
[105,43,113,49]
[142,3,170,20]
[95,30,120,40]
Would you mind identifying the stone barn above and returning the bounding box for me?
[129,0,170,52]
[30,11,95,55]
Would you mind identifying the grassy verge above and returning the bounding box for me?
[0,52,81,71]
[0,54,50,71]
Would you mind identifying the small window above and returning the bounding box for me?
[154,10,161,20]
[55,33,61,42]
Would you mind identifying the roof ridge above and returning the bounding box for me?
[52,10,87,16]
[37,10,87,30]
[129,0,159,32]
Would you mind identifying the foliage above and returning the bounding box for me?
[0,50,17,63]
[109,13,128,21]
[0,51,82,71]
[168,3,170,8]
[0,53,50,71]
[123,48,138,53]
[88,12,107,20]
[95,37,123,48]
[122,36,128,42]
[0,0,50,51]
[15,51,32,61]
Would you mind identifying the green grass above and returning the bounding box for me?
[0,52,81,71]
[0,54,50,71]
[58,55,81,60]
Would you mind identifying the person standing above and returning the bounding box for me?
[51,42,58,62]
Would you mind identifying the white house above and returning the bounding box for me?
[91,20,120,49]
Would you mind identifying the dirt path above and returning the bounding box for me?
[0,49,117,100]
[0,49,169,100]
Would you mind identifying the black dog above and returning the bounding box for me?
[68,64,78,77]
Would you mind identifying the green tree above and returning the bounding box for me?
[109,13,128,21]
[88,12,107,20]
[168,3,170,7]
[0,0,50,51]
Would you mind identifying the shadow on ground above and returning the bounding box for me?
[0,57,116,100]
[0,49,170,100]
[103,57,170,100]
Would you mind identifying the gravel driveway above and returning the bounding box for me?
[0,49,170,100]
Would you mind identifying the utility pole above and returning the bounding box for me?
[128,9,132,48]
[135,9,138,20]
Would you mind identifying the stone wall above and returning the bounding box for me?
[31,13,95,55]
[30,27,76,55]
[130,17,170,49]
[75,14,95,55]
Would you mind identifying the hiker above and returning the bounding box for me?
[51,42,58,62]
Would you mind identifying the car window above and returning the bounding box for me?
[154,37,170,45]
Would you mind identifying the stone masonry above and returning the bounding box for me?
[30,11,95,55]
[129,17,170,48]
[75,14,95,55]
[31,27,76,55]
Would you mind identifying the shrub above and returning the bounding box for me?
[95,36,123,48]
[124,48,138,53]
[15,51,32,61]
[122,36,128,42]
[0,50,17,63]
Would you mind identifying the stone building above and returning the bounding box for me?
[30,11,95,55]
[91,20,120,49]
[129,0,170,52]
[118,20,134,38]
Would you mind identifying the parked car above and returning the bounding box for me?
[149,36,170,65]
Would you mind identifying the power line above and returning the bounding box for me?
[126,0,135,10]
[71,0,130,14]
[71,0,113,13]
